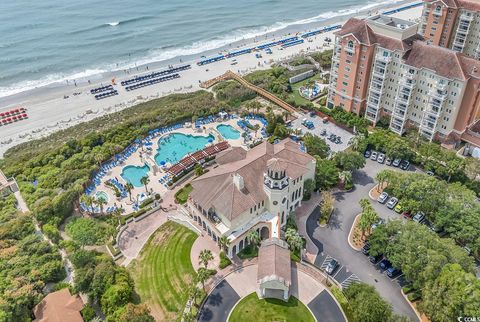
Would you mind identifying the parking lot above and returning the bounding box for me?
[292,112,353,153]
[305,158,419,320]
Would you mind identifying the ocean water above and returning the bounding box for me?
[0,0,403,98]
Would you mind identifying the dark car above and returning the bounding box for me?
[379,258,392,270]
[387,267,402,278]
[362,243,370,255]
[369,254,383,264]
[399,160,410,170]
[325,259,339,275]
[364,150,371,158]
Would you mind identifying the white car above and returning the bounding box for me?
[377,153,385,164]
[370,151,378,161]
[377,192,389,204]
[386,197,399,209]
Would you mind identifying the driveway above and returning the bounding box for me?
[305,159,418,320]
[292,113,353,153]
[199,265,345,322]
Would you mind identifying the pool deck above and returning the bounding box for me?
[90,118,263,215]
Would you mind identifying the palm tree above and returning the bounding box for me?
[285,228,297,245]
[247,230,261,250]
[348,133,366,152]
[196,267,210,291]
[188,284,202,308]
[125,182,134,201]
[94,153,105,167]
[375,170,390,192]
[338,171,352,187]
[253,124,260,138]
[198,249,214,269]
[94,198,107,215]
[282,110,291,122]
[358,198,379,238]
[218,235,230,253]
[289,234,304,253]
[80,194,95,215]
[140,176,150,194]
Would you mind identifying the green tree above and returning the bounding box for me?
[80,194,95,215]
[464,157,480,180]
[196,267,210,292]
[314,158,339,190]
[334,150,365,172]
[94,197,107,215]
[420,263,480,322]
[344,282,394,322]
[218,235,230,253]
[106,303,154,322]
[348,133,367,152]
[285,228,303,252]
[140,176,150,193]
[125,182,134,202]
[247,230,261,250]
[42,223,61,243]
[194,164,204,176]
[303,133,330,158]
[198,249,214,269]
[65,217,109,247]
[303,179,315,200]
[358,199,379,238]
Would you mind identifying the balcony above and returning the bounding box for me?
[373,68,387,78]
[376,53,392,64]
[432,8,443,17]
[429,88,448,100]
[344,46,355,55]
[460,13,474,22]
[435,81,447,91]
[370,84,384,95]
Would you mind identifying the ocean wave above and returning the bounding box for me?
[0,0,412,99]
[0,69,107,98]
[69,15,155,35]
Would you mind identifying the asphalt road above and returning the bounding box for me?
[198,280,240,322]
[306,159,418,320]
[308,291,346,322]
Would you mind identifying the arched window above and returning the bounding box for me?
[348,40,354,48]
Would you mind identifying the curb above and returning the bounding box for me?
[368,185,379,200]
[347,213,363,251]
[401,290,422,322]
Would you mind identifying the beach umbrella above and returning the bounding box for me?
[145,142,153,146]
[208,138,213,143]
[159,160,166,166]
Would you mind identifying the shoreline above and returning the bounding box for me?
[0,0,423,157]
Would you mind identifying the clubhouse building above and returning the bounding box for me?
[186,139,316,257]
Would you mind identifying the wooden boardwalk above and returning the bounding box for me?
[201,70,297,113]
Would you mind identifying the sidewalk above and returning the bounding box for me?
[295,192,322,260]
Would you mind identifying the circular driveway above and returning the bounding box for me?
[198,264,345,322]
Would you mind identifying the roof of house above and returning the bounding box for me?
[335,18,423,51]
[257,238,291,287]
[189,139,314,220]
[33,289,84,322]
[424,0,480,11]
[404,41,480,80]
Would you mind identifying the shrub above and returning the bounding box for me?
[219,251,232,269]
[139,197,153,208]
[81,304,96,322]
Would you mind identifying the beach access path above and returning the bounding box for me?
[0,2,423,157]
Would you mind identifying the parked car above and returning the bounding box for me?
[394,203,403,213]
[386,267,402,278]
[321,129,327,136]
[379,258,392,270]
[377,192,389,204]
[325,259,339,275]
[386,197,399,209]
[370,151,378,161]
[335,137,342,144]
[399,160,410,170]
[369,254,383,264]
[402,211,412,219]
[362,243,370,255]
[377,153,385,164]
[392,158,401,167]
[385,157,392,166]
[426,170,435,176]
[371,218,385,230]
[364,150,371,158]
[413,212,426,223]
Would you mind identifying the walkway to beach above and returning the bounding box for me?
[201,70,297,114]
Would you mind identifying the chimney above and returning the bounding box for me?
[266,141,274,155]
[233,173,244,190]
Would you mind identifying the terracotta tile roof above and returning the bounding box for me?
[404,41,480,80]
[33,289,84,322]
[335,18,423,51]
[257,238,291,287]
[190,139,314,220]
[425,0,480,10]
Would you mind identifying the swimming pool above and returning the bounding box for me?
[154,132,214,165]
[95,191,109,203]
[120,164,150,187]
[217,124,240,140]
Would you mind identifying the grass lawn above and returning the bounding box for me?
[128,221,198,321]
[175,183,193,204]
[229,293,315,322]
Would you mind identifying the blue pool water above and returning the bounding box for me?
[121,164,150,187]
[217,124,241,140]
[154,132,214,165]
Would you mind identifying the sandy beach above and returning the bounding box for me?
[0,1,423,157]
